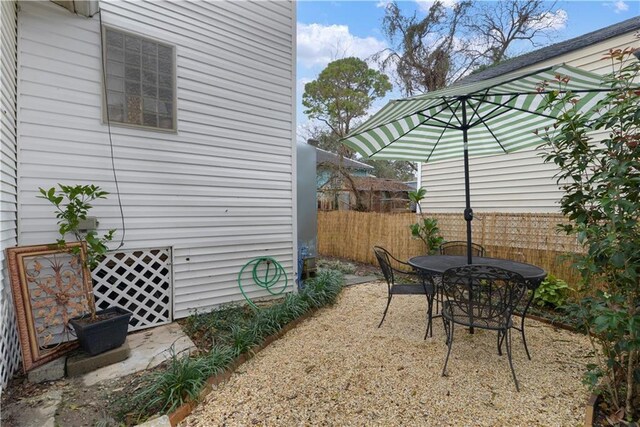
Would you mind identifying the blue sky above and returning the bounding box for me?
[296,0,640,140]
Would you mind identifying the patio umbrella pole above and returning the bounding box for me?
[461,98,475,335]
[461,97,473,265]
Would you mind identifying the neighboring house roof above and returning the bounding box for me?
[460,16,640,84]
[350,176,412,192]
[315,147,374,170]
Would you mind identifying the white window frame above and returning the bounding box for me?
[101,25,177,133]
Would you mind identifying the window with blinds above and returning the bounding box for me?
[103,27,176,131]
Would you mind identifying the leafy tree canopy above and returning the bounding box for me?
[302,57,392,137]
[362,158,416,182]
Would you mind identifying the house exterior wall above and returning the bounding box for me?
[0,0,21,391]
[419,31,639,213]
[16,1,296,318]
[316,167,370,188]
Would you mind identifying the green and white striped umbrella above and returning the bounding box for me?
[342,64,607,162]
[342,63,610,263]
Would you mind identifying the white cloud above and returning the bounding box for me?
[611,0,629,13]
[528,9,568,31]
[297,23,387,69]
[376,0,392,9]
[415,0,458,14]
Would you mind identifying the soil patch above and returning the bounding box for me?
[1,367,162,427]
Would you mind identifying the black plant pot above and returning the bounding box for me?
[69,307,132,356]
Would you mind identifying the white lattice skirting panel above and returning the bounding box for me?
[92,248,172,331]
[0,280,21,392]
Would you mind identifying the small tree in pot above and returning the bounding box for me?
[39,184,131,355]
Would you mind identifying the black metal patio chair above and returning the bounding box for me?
[439,241,486,257]
[440,264,528,391]
[373,246,436,338]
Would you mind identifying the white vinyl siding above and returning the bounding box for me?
[420,32,640,213]
[0,0,20,390]
[17,1,296,318]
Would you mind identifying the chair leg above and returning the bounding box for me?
[497,330,503,356]
[520,315,531,360]
[442,320,454,377]
[378,295,392,328]
[442,315,449,344]
[424,292,434,339]
[505,328,520,392]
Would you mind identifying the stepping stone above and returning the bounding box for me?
[82,322,195,386]
[66,341,131,377]
[344,274,378,286]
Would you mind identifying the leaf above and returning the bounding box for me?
[610,253,625,269]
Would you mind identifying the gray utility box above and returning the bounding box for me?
[296,141,317,282]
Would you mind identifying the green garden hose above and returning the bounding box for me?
[237,257,288,309]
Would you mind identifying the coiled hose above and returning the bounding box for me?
[237,257,288,309]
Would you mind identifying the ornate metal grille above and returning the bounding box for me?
[92,248,172,331]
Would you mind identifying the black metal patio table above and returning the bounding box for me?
[408,255,546,358]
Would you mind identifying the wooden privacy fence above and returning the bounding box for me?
[318,211,584,285]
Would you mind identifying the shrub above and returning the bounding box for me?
[538,47,640,420]
[127,348,211,419]
[203,345,235,375]
[227,324,259,358]
[300,269,344,308]
[408,187,444,254]
[533,275,571,308]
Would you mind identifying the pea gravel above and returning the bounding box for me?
[181,281,594,427]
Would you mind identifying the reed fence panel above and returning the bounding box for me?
[317,211,584,285]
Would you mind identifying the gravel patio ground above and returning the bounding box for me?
[181,281,594,426]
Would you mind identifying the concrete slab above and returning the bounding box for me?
[67,341,131,377]
[0,390,62,427]
[344,274,379,286]
[27,356,66,384]
[82,322,195,386]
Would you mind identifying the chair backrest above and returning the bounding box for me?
[439,241,485,257]
[373,246,395,287]
[441,265,527,324]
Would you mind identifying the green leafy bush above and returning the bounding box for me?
[300,269,344,308]
[182,304,253,350]
[533,275,571,308]
[227,324,259,358]
[408,187,444,254]
[538,47,640,420]
[120,344,234,423]
[38,184,115,270]
[127,348,211,419]
[409,218,444,254]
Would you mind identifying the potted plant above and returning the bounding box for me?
[39,184,132,356]
[408,187,444,254]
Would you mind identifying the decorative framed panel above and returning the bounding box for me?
[6,243,93,372]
